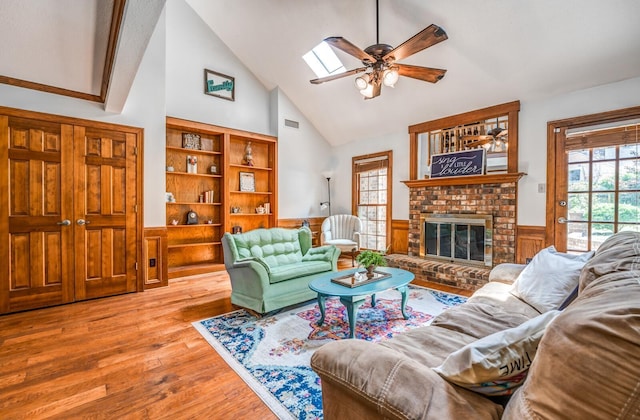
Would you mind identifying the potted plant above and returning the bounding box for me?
[356,250,387,278]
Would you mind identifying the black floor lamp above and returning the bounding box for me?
[320,176,331,215]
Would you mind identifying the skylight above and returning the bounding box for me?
[303,41,346,78]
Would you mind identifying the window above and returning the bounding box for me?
[353,151,392,251]
[303,41,346,79]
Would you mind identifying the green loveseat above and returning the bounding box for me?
[222,226,340,314]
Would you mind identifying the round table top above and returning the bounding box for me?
[309,266,414,297]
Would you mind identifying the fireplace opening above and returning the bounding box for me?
[420,214,493,267]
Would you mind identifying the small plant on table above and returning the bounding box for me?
[356,250,387,278]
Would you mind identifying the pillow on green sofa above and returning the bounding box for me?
[509,246,593,313]
[433,310,561,396]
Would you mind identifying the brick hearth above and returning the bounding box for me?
[388,179,518,291]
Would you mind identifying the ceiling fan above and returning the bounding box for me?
[310,0,448,99]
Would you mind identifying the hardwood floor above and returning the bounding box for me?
[0,258,471,419]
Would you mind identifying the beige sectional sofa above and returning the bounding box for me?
[311,231,640,419]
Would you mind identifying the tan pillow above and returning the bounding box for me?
[433,310,561,396]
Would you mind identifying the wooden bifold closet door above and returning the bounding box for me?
[0,111,141,314]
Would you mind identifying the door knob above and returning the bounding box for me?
[558,217,567,224]
[76,219,91,226]
[57,219,71,226]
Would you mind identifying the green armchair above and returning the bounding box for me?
[222,226,340,314]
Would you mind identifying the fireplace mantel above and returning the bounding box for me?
[402,172,525,188]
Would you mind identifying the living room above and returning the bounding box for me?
[1,0,639,418]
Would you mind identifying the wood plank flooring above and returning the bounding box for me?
[0,258,471,419]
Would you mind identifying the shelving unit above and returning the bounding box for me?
[165,117,277,279]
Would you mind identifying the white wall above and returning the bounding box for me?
[0,7,167,227]
[165,0,272,136]
[274,88,334,218]
[330,76,640,226]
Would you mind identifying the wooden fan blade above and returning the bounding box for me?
[383,24,448,62]
[465,138,492,148]
[325,37,376,64]
[310,67,367,84]
[396,64,446,83]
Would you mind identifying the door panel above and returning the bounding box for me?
[74,127,137,300]
[1,117,74,312]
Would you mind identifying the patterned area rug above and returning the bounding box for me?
[193,285,466,419]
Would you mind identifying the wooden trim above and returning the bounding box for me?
[516,225,546,264]
[143,227,168,289]
[409,101,521,134]
[390,219,409,254]
[0,116,8,312]
[277,217,324,246]
[402,172,525,188]
[0,76,102,102]
[101,0,127,101]
[409,131,418,180]
[166,117,277,143]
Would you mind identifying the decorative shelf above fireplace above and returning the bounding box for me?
[402,172,525,188]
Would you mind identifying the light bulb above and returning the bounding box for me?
[360,83,374,98]
[354,74,370,90]
[383,68,399,87]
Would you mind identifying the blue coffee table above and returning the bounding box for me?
[308,267,415,339]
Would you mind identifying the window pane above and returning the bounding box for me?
[359,191,368,204]
[592,193,615,222]
[592,223,615,239]
[592,161,616,191]
[568,193,589,221]
[593,147,616,160]
[618,192,640,223]
[360,176,368,190]
[568,163,589,192]
[618,224,640,233]
[567,222,589,251]
[620,144,640,159]
[619,159,640,190]
[568,149,590,163]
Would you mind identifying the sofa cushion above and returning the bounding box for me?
[579,230,640,292]
[509,246,593,313]
[233,228,303,268]
[503,271,640,419]
[433,310,561,396]
[268,261,332,283]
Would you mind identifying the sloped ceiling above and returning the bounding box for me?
[187,0,640,145]
[1,1,638,146]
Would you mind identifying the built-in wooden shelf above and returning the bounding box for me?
[402,172,525,188]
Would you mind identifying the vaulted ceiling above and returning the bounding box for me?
[1,1,639,146]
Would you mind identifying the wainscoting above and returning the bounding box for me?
[143,227,168,289]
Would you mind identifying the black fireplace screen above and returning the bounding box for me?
[421,214,493,267]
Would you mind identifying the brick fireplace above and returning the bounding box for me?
[387,175,521,291]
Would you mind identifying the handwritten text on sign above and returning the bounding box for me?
[430,149,485,178]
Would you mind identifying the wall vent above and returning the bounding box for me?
[284,119,299,129]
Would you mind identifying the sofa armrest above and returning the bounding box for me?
[311,340,502,419]
[303,245,340,270]
[488,263,526,285]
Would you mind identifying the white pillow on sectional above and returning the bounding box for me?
[510,246,593,313]
[433,310,561,396]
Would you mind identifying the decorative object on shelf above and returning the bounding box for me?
[207,219,213,224]
[187,155,198,174]
[203,190,215,203]
[264,202,271,214]
[170,219,179,225]
[231,206,241,214]
[308,1,447,99]
[182,133,201,150]
[430,149,485,179]
[166,165,174,172]
[239,171,255,192]
[320,175,332,215]
[232,226,242,234]
[356,249,388,279]
[186,209,198,225]
[165,192,175,203]
[243,142,254,166]
[204,68,235,101]
[256,205,266,214]
[209,164,217,174]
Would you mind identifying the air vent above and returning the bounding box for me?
[284,119,299,129]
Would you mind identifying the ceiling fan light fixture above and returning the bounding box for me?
[359,82,375,98]
[354,74,370,90]
[383,67,399,87]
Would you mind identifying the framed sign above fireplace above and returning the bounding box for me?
[430,149,485,178]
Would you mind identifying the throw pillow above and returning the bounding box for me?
[510,246,593,313]
[433,310,561,396]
